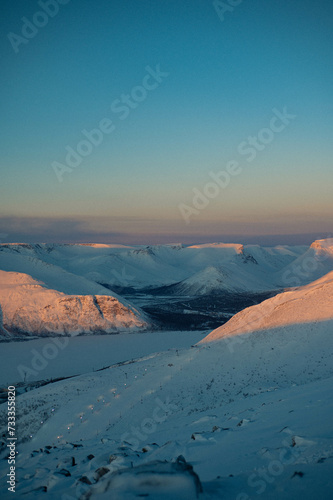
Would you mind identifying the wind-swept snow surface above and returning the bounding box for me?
[0,271,332,498]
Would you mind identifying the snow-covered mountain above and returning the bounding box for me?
[201,269,333,343]
[0,269,332,498]
[0,239,332,337]
[277,238,333,288]
[0,270,149,337]
[153,263,272,296]
[0,241,309,294]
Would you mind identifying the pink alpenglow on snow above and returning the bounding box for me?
[201,270,333,344]
[0,270,149,336]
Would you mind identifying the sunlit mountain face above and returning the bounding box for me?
[0,238,332,499]
[1,0,332,497]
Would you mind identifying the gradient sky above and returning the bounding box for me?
[1,0,332,245]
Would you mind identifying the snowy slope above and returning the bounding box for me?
[201,270,333,343]
[0,272,332,498]
[0,244,127,296]
[0,270,149,336]
[157,263,273,296]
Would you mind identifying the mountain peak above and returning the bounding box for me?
[310,238,333,253]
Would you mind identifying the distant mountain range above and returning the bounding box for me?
[1,241,332,498]
[0,238,332,337]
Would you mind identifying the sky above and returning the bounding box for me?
[0,0,332,245]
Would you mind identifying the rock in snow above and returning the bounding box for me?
[0,242,332,499]
[82,456,202,500]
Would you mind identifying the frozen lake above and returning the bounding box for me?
[0,330,206,386]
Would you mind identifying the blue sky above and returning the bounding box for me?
[0,0,332,244]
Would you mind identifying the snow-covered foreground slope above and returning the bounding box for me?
[0,271,149,337]
[0,273,332,498]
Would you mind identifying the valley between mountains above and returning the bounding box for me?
[0,238,332,499]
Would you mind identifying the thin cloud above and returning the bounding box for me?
[0,216,331,246]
